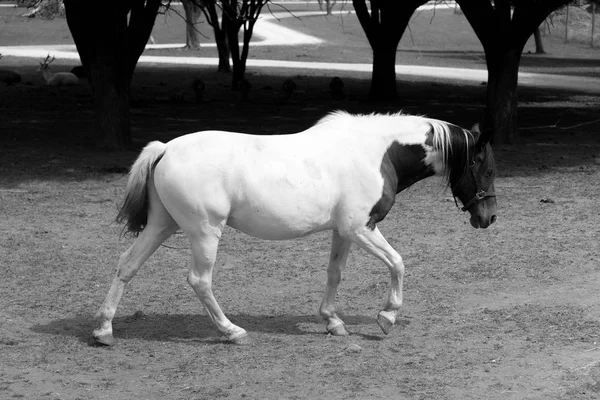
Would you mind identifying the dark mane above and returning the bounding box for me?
[428,120,475,188]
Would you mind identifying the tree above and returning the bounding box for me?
[222,0,270,89]
[533,26,546,53]
[64,0,161,150]
[353,0,428,102]
[197,0,231,72]
[456,0,570,144]
[317,0,337,15]
[181,0,204,50]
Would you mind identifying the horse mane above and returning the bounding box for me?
[315,110,355,125]
[317,110,423,127]
[427,119,475,188]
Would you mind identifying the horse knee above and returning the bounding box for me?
[187,270,211,293]
[389,255,405,278]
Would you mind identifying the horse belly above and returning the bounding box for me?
[227,187,336,240]
[227,213,334,240]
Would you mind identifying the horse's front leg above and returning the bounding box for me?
[350,226,404,335]
[319,230,352,336]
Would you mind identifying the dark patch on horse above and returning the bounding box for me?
[366,155,397,230]
[366,142,435,230]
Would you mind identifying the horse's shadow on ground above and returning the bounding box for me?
[31,313,411,345]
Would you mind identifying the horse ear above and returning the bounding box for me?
[472,122,493,149]
[469,123,482,146]
[479,129,493,146]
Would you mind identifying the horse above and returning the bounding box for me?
[92,111,497,346]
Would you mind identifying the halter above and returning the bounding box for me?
[452,161,496,212]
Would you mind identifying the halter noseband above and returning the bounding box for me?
[453,162,496,212]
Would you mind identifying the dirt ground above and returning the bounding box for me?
[1,65,599,399]
[1,4,600,400]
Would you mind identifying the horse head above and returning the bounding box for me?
[450,124,497,229]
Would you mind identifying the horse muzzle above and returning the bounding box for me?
[470,213,497,229]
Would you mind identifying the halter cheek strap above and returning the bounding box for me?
[459,189,496,212]
[453,164,496,212]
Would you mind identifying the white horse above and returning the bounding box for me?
[93,111,497,345]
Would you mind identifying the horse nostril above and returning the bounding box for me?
[491,215,497,224]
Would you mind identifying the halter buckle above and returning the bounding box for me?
[459,190,489,212]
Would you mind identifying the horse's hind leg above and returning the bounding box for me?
[319,230,352,336]
[349,226,405,335]
[93,186,178,345]
[187,225,248,344]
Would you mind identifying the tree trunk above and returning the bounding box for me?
[227,19,243,88]
[533,27,545,54]
[353,0,425,102]
[221,0,267,88]
[216,33,231,72]
[371,40,399,101]
[237,22,255,85]
[65,2,130,149]
[181,0,203,50]
[91,66,131,150]
[223,0,243,87]
[456,0,571,144]
[325,0,335,15]
[91,26,132,150]
[65,0,160,150]
[484,45,523,145]
[203,1,230,72]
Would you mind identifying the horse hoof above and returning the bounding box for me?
[228,331,250,346]
[327,322,349,336]
[92,333,114,346]
[377,311,395,335]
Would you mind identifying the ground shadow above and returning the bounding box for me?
[30,312,406,344]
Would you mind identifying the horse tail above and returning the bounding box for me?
[116,141,168,237]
